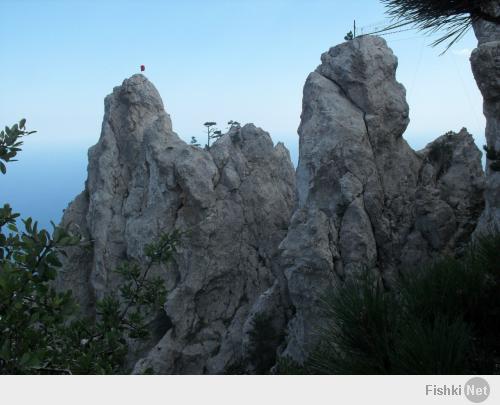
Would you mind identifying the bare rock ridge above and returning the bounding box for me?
[59,35,488,373]
[58,74,296,373]
[472,1,500,234]
[279,36,485,361]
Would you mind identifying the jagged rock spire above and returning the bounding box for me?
[57,74,296,374]
[280,36,485,361]
[471,2,500,234]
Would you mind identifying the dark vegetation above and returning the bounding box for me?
[278,234,500,374]
[190,136,200,147]
[0,121,179,374]
[381,0,500,52]
[225,313,284,375]
[483,145,500,172]
[428,138,454,178]
[192,121,241,149]
[203,122,222,148]
[247,314,284,374]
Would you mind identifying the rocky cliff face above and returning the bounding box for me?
[59,35,487,373]
[472,1,500,234]
[279,36,485,361]
[57,74,296,373]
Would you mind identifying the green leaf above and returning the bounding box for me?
[19,352,42,369]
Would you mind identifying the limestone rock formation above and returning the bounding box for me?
[471,1,500,234]
[57,74,296,374]
[279,36,485,361]
[58,34,489,373]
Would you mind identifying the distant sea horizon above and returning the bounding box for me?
[1,126,485,230]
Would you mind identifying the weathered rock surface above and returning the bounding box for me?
[472,1,500,234]
[57,74,296,374]
[280,36,485,362]
[473,1,500,46]
[59,34,489,372]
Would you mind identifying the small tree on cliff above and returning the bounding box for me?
[203,122,222,148]
[190,136,200,147]
[344,31,354,41]
[484,145,500,172]
[381,0,500,51]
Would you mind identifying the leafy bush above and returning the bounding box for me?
[299,233,500,374]
[0,120,179,374]
[0,119,36,174]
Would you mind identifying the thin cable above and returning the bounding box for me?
[449,52,484,133]
[408,39,426,99]
[367,26,417,36]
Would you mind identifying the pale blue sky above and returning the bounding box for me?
[0,0,485,228]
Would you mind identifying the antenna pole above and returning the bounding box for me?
[354,20,356,38]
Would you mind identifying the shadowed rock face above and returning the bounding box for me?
[472,1,500,234]
[280,36,485,361]
[57,74,297,374]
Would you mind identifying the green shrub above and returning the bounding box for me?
[308,274,396,374]
[0,119,36,174]
[0,120,179,374]
[275,356,308,375]
[304,234,500,374]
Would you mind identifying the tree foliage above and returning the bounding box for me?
[483,145,500,172]
[0,120,179,374]
[227,120,241,130]
[381,0,500,52]
[190,136,200,147]
[203,121,222,148]
[0,120,36,174]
